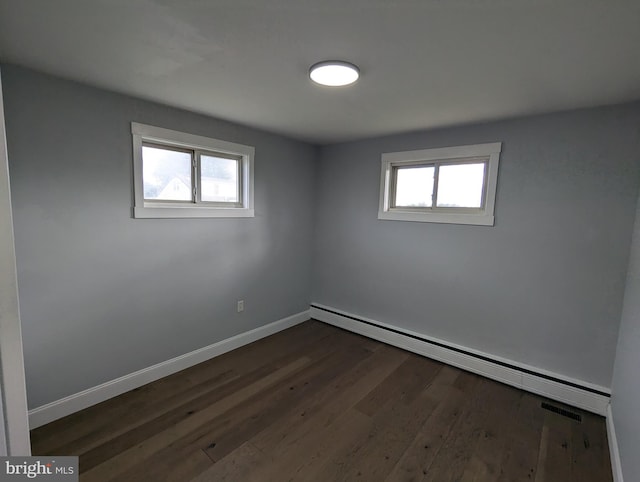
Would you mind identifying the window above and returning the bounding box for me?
[378,142,501,226]
[131,123,254,218]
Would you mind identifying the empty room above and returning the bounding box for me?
[0,1,639,481]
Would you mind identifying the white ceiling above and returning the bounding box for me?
[1,0,639,144]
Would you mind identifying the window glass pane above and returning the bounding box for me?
[142,145,192,201]
[200,155,239,203]
[436,162,485,208]
[394,166,434,207]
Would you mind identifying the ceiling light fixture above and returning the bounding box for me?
[309,61,360,87]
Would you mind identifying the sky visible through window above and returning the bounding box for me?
[394,162,485,208]
[395,166,434,207]
[437,163,484,208]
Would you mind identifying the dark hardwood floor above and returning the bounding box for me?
[31,320,613,481]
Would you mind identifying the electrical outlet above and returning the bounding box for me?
[237,300,244,313]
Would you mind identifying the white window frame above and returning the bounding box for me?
[131,122,254,218]
[378,142,501,226]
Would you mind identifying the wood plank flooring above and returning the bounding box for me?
[30,320,613,481]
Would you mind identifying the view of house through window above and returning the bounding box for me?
[199,154,240,203]
[142,145,192,201]
[142,144,241,205]
[132,122,254,218]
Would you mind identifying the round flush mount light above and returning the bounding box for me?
[309,60,360,87]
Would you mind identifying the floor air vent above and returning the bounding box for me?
[541,402,582,422]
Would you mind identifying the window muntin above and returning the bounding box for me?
[378,142,501,226]
[132,122,254,219]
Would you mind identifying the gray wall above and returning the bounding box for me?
[0,67,30,454]
[312,103,640,388]
[611,193,640,481]
[2,65,318,409]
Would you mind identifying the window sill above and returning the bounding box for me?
[133,205,255,219]
[378,210,494,226]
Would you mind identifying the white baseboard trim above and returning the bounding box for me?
[28,310,310,429]
[310,304,610,416]
[606,404,624,482]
